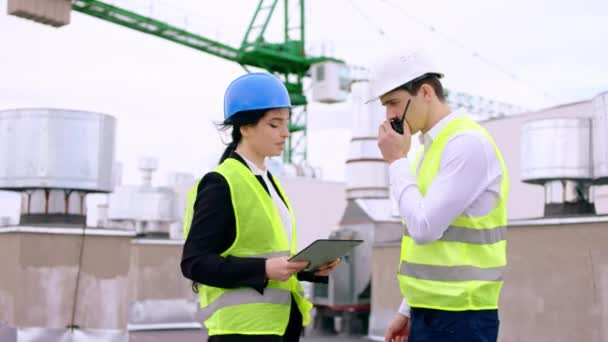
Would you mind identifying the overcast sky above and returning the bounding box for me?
[1,0,607,221]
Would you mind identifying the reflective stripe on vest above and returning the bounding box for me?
[399,262,505,282]
[199,287,291,321]
[248,251,290,259]
[403,225,506,245]
[186,248,294,323]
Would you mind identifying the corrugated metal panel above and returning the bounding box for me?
[0,323,17,342]
[18,327,128,342]
[128,299,199,326]
[1,325,208,342]
[129,329,206,342]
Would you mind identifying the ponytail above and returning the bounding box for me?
[219,140,239,164]
[216,109,266,165]
[218,120,243,164]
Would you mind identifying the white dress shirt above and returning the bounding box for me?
[389,113,503,317]
[241,155,293,249]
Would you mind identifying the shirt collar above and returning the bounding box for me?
[420,112,462,149]
[239,153,267,176]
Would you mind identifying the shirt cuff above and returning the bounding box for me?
[398,298,411,317]
[389,158,417,203]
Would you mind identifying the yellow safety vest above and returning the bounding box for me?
[183,158,313,336]
[398,116,509,311]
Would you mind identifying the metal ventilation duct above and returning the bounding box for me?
[107,158,178,236]
[345,81,389,199]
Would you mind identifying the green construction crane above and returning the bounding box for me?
[10,0,526,162]
[71,0,345,164]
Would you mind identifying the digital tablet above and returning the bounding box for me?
[289,239,364,272]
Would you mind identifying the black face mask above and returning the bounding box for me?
[390,99,411,135]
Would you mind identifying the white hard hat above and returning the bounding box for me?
[366,50,443,103]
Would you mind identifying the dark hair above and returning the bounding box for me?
[217,109,267,164]
[397,73,446,102]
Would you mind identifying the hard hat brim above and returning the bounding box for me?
[366,72,444,104]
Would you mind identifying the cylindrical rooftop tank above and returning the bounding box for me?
[0,108,116,192]
[521,118,592,183]
[520,117,594,216]
[592,91,608,184]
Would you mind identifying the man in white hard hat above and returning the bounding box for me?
[374,50,509,342]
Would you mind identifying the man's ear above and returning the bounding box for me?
[420,84,435,101]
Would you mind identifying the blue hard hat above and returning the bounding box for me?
[223,72,292,120]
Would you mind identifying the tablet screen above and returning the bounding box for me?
[289,239,363,271]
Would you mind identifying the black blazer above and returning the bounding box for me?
[180,151,327,294]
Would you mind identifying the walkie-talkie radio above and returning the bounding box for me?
[390,99,411,135]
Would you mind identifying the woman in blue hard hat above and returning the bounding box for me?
[181,72,339,342]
